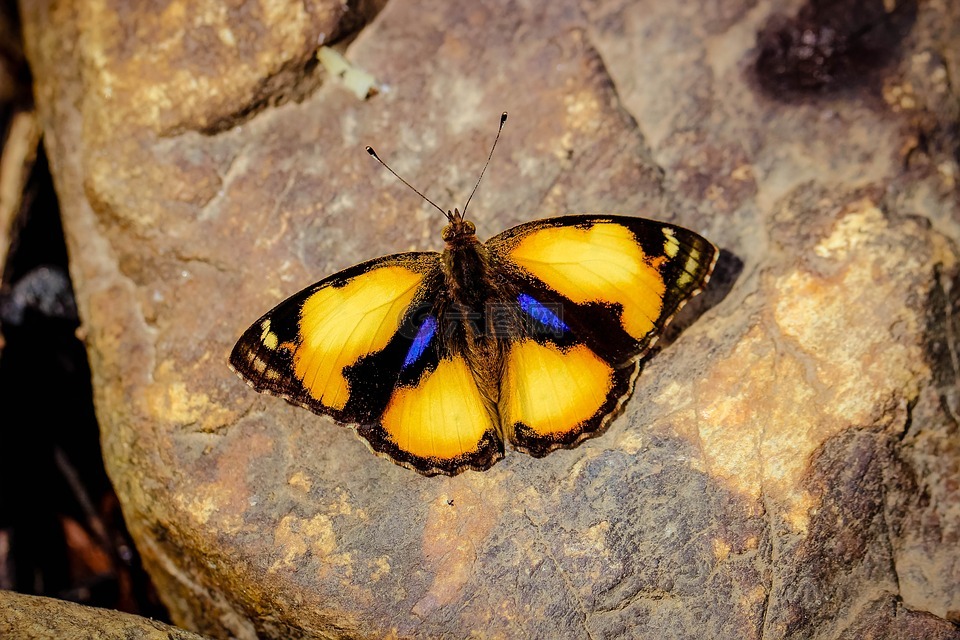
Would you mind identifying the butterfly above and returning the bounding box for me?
[229,113,718,476]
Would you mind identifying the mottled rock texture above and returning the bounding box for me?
[0,590,211,639]
[18,0,960,637]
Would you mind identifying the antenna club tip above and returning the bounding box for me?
[500,112,508,123]
[365,146,377,156]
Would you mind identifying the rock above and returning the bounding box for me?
[0,590,211,640]
[17,0,960,637]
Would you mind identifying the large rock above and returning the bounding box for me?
[18,0,960,637]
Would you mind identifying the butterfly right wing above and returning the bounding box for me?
[230,252,503,476]
[485,215,718,457]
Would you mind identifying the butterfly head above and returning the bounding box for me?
[442,208,478,246]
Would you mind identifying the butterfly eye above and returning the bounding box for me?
[465,221,476,234]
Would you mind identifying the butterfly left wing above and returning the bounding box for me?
[230,252,503,476]
[485,215,717,457]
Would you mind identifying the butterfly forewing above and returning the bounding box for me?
[231,253,439,421]
[485,215,718,456]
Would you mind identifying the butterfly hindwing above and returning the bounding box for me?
[497,318,637,457]
[356,314,504,475]
[230,252,504,476]
[486,215,718,456]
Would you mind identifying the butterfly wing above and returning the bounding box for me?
[354,306,505,476]
[230,252,503,476]
[485,215,718,456]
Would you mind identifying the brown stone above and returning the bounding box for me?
[0,590,211,640]
[17,0,960,637]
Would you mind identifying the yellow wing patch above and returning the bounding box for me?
[381,357,495,461]
[294,265,424,410]
[501,340,613,437]
[508,223,666,339]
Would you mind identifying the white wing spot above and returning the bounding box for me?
[260,319,279,350]
[663,227,680,258]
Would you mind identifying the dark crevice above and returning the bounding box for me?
[898,395,918,442]
[0,148,167,620]
[924,263,960,432]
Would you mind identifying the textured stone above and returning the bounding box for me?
[0,590,211,640]
[18,0,960,637]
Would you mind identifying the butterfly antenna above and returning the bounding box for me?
[461,112,507,218]
[365,146,449,220]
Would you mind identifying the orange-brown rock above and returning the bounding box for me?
[18,0,960,637]
[0,590,212,639]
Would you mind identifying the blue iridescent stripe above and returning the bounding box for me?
[518,293,569,332]
[403,315,437,369]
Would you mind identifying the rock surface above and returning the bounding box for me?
[0,590,211,640]
[18,0,960,637]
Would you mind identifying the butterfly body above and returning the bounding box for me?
[437,213,508,385]
[230,208,717,476]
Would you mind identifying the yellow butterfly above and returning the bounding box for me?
[230,113,717,476]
